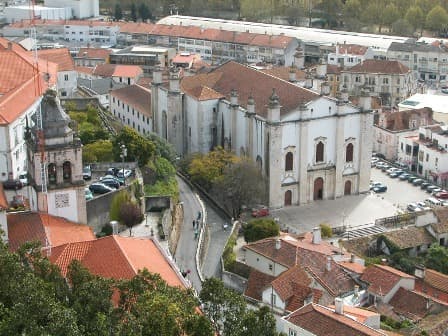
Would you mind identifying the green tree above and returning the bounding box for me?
[362,0,387,32]
[114,3,123,20]
[426,244,448,274]
[342,0,362,30]
[243,218,279,243]
[113,127,155,166]
[317,0,343,28]
[110,190,132,222]
[82,139,114,163]
[426,5,448,34]
[147,132,177,163]
[383,3,400,29]
[405,6,425,35]
[211,159,267,217]
[130,2,137,21]
[391,19,414,36]
[138,2,152,21]
[241,306,279,336]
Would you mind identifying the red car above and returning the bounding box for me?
[251,207,270,217]
[435,192,448,199]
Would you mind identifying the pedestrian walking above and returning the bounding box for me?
[192,219,196,229]
[223,222,228,231]
[197,211,201,220]
[194,228,199,239]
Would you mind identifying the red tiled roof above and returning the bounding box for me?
[338,261,366,274]
[260,66,306,82]
[75,66,94,75]
[432,207,448,234]
[344,60,410,74]
[110,84,151,117]
[35,48,74,72]
[77,48,111,60]
[0,37,27,53]
[389,287,430,321]
[181,61,318,118]
[284,303,386,336]
[9,19,119,28]
[93,64,142,78]
[244,269,276,301]
[49,235,187,288]
[0,50,35,95]
[7,212,95,251]
[327,64,342,74]
[423,269,448,294]
[337,44,368,55]
[360,265,414,297]
[0,183,8,210]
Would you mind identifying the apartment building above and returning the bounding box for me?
[341,60,416,107]
[327,43,374,68]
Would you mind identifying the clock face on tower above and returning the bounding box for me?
[55,193,70,208]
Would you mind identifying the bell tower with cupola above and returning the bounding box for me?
[26,90,87,224]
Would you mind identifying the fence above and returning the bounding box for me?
[375,212,416,229]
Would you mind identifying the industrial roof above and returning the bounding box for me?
[399,94,448,114]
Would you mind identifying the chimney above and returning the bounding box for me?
[316,59,327,78]
[354,285,359,297]
[267,88,281,122]
[152,66,163,85]
[334,297,344,315]
[247,94,255,114]
[169,67,180,92]
[359,88,372,111]
[230,88,239,106]
[312,227,321,244]
[326,256,331,272]
[350,254,355,263]
[320,81,330,96]
[7,41,12,50]
[304,71,313,89]
[341,88,349,103]
[294,47,305,69]
[275,238,281,250]
[414,264,426,279]
[289,66,297,82]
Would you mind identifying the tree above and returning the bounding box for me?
[426,244,448,274]
[211,159,267,217]
[110,190,132,222]
[130,3,137,22]
[362,0,387,32]
[138,3,152,21]
[119,201,144,236]
[113,127,156,166]
[147,132,177,163]
[114,3,123,20]
[82,140,114,163]
[243,218,279,243]
[317,0,343,28]
[342,0,362,30]
[426,5,448,34]
[391,19,414,36]
[383,3,399,29]
[405,6,425,35]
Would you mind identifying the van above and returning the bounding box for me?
[425,198,442,207]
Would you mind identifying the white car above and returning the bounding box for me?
[407,203,420,212]
[117,169,132,178]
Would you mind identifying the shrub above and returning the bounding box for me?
[101,223,113,236]
[320,223,332,238]
[243,218,279,243]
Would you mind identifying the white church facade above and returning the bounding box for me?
[151,61,373,208]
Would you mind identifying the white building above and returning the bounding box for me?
[4,5,71,23]
[151,61,373,208]
[110,85,152,136]
[44,0,99,19]
[327,44,374,68]
[399,93,448,124]
[0,38,43,181]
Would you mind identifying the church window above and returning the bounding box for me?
[63,161,71,182]
[48,163,57,184]
[316,141,324,163]
[346,143,354,162]
[285,152,293,171]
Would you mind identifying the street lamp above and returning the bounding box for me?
[120,144,127,185]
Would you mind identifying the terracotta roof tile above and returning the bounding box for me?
[375,107,435,131]
[380,227,435,249]
[34,48,74,71]
[326,64,342,74]
[260,66,306,82]
[244,269,276,301]
[338,261,366,274]
[344,60,410,74]
[77,48,111,60]
[431,207,448,233]
[93,64,142,78]
[423,269,448,294]
[337,44,369,55]
[389,287,430,321]
[284,303,386,336]
[7,212,95,251]
[271,265,311,298]
[0,50,35,95]
[360,265,414,297]
[9,19,119,28]
[110,84,151,117]
[49,235,187,288]
[75,66,94,75]
[181,61,318,118]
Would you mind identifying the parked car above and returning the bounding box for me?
[101,174,124,185]
[386,167,399,174]
[106,167,120,176]
[399,173,411,181]
[370,181,382,190]
[425,198,442,207]
[372,184,387,193]
[18,172,28,186]
[116,169,132,179]
[100,178,120,189]
[2,179,23,190]
[435,191,448,200]
[389,170,404,178]
[412,179,424,186]
[83,165,92,180]
[416,201,431,211]
[407,176,418,183]
[85,188,94,201]
[381,165,391,172]
[431,188,443,195]
[251,206,270,217]
[89,182,114,194]
[407,203,420,212]
[426,185,439,193]
[420,182,431,190]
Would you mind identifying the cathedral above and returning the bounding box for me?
[151,61,373,208]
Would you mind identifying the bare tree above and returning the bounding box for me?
[119,202,144,236]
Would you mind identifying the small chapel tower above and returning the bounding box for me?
[26,90,87,224]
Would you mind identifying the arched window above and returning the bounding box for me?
[346,143,354,162]
[63,161,71,182]
[48,163,56,184]
[285,152,293,171]
[316,141,324,163]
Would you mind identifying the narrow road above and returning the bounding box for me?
[175,177,203,292]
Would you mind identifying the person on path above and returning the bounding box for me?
[192,219,196,229]
[194,228,199,239]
